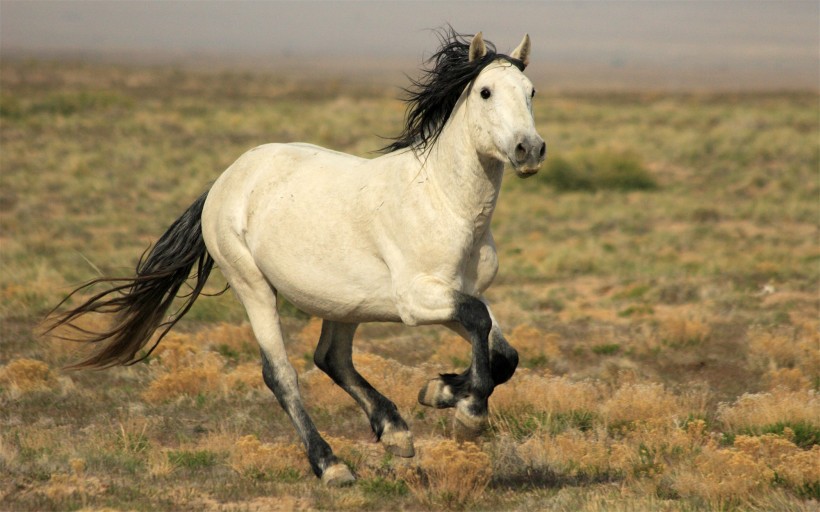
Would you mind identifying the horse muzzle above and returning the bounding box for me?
[511,135,546,178]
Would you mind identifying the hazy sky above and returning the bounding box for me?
[2,1,818,90]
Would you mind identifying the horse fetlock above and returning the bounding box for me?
[321,462,356,486]
[380,423,415,458]
[418,378,458,409]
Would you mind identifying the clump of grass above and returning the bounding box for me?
[591,343,621,356]
[672,442,775,507]
[748,327,819,390]
[359,476,409,498]
[492,371,603,416]
[404,439,492,510]
[142,354,224,404]
[601,382,683,427]
[230,435,308,481]
[658,314,711,348]
[0,358,59,396]
[538,149,658,192]
[718,389,819,436]
[195,322,257,361]
[39,459,106,505]
[167,449,219,469]
[517,428,617,480]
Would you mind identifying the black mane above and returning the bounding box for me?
[380,27,525,154]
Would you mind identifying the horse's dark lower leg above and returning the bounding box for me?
[313,321,414,457]
[260,351,352,484]
[419,327,518,409]
[448,295,494,438]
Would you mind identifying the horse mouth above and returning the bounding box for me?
[513,164,540,178]
[507,154,542,178]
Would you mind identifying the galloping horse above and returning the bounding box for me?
[48,30,546,485]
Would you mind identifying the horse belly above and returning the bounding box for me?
[255,247,399,322]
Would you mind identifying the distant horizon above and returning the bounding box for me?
[2,1,818,91]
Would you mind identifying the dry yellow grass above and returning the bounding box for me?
[230,434,310,480]
[491,369,602,414]
[0,358,60,396]
[672,442,775,507]
[601,382,684,426]
[404,439,492,509]
[718,388,820,431]
[195,322,257,356]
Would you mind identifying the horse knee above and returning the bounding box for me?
[455,296,492,339]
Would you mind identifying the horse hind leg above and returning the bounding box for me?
[313,320,414,457]
[212,241,353,485]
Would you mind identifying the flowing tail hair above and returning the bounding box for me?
[45,190,220,369]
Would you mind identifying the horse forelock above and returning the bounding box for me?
[379,27,526,155]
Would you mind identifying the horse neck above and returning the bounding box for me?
[424,107,504,230]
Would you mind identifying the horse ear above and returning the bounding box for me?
[510,33,531,68]
[468,32,488,62]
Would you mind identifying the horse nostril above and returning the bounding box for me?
[515,143,527,162]
[539,141,546,159]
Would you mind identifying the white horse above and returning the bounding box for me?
[48,30,545,485]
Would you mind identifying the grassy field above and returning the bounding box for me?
[0,59,818,511]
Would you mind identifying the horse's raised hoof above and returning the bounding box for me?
[453,404,489,442]
[418,378,456,409]
[321,463,356,487]
[381,424,415,458]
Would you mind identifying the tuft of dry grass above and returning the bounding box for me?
[717,388,820,432]
[195,322,258,360]
[230,434,309,480]
[142,353,224,404]
[404,439,492,509]
[491,369,602,415]
[601,382,684,426]
[672,442,775,507]
[0,358,60,397]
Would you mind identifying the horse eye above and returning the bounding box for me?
[480,88,491,100]
[531,89,536,98]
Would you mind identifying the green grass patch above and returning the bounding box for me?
[23,91,134,117]
[538,150,658,192]
[736,421,819,449]
[167,449,220,469]
[360,476,409,498]
[494,409,597,440]
[591,343,621,356]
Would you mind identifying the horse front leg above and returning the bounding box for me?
[419,304,519,410]
[396,281,496,440]
[313,320,414,457]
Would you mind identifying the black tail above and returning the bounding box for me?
[46,190,217,369]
